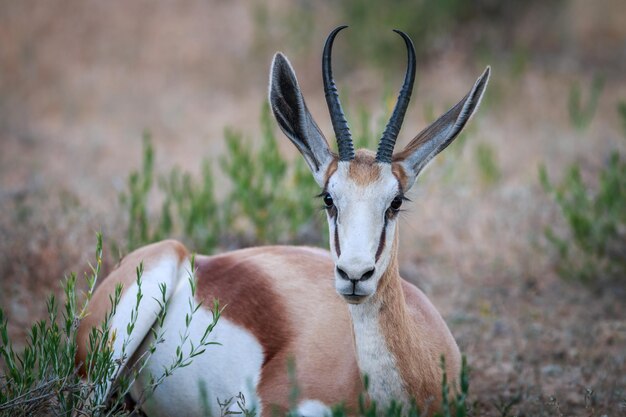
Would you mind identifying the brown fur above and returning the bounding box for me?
[323,157,338,189]
[195,253,293,366]
[195,246,362,415]
[75,240,188,375]
[391,162,409,192]
[76,238,459,416]
[348,150,381,185]
[376,230,461,414]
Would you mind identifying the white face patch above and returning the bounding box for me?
[325,161,402,303]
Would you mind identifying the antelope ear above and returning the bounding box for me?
[394,67,491,189]
[269,53,335,187]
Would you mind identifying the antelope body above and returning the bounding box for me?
[76,27,489,417]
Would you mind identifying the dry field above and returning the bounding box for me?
[1,1,625,415]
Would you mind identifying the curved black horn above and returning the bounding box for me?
[375,30,417,163]
[323,25,354,161]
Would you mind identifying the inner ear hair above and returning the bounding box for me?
[269,53,333,179]
[394,66,490,176]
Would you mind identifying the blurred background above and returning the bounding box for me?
[1,1,625,415]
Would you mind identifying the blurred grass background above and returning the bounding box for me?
[1,0,626,415]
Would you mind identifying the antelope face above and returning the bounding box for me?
[269,26,490,304]
[323,152,405,303]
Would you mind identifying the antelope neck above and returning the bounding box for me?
[347,232,412,407]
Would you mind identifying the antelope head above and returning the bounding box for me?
[269,26,490,304]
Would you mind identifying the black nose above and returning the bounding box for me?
[336,266,375,282]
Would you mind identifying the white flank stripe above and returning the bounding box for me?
[130,275,264,417]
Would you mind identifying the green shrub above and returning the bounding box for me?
[219,104,322,245]
[120,93,428,255]
[120,94,424,255]
[0,235,221,416]
[568,74,604,131]
[541,95,626,286]
[0,235,111,416]
[119,104,328,255]
[539,151,626,284]
[159,161,222,252]
[119,132,158,252]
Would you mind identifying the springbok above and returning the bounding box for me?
[76,26,489,417]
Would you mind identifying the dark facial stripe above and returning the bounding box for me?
[375,216,388,262]
[333,215,341,257]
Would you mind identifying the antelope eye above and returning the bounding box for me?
[323,193,334,208]
[390,196,403,211]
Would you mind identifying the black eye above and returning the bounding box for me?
[390,196,403,211]
[323,193,334,208]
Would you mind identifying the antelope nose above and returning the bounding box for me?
[336,265,376,282]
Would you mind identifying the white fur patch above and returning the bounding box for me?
[328,162,398,298]
[130,275,264,417]
[349,301,409,409]
[105,255,184,398]
[297,399,331,417]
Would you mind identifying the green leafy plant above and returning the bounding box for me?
[539,151,626,284]
[130,256,221,409]
[119,133,223,254]
[541,93,626,286]
[438,356,470,417]
[159,162,222,252]
[119,104,327,255]
[0,234,109,416]
[568,74,605,131]
[0,235,221,416]
[211,104,325,246]
[120,132,158,252]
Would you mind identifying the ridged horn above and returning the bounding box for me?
[375,30,417,163]
[323,25,354,161]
